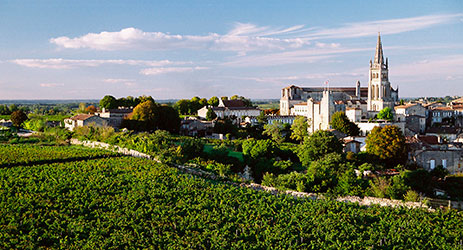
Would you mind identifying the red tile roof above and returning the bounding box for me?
[68,114,94,121]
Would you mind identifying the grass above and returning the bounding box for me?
[257,102,279,109]
[203,143,244,162]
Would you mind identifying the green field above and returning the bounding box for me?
[1,144,462,249]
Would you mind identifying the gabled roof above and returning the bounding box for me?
[68,114,95,121]
[221,100,247,107]
[394,103,419,109]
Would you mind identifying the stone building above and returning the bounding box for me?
[407,135,463,174]
[96,107,133,128]
[279,33,398,133]
[197,99,261,123]
[64,114,107,131]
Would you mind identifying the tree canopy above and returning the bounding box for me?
[11,110,28,127]
[377,107,394,121]
[263,121,286,144]
[290,116,309,142]
[330,111,360,136]
[208,96,220,107]
[206,108,217,121]
[99,95,118,110]
[297,130,343,167]
[366,125,407,166]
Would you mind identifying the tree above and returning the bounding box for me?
[263,121,286,144]
[256,111,268,127]
[99,95,118,110]
[377,107,394,121]
[78,103,86,113]
[156,105,181,133]
[221,96,228,101]
[307,153,352,193]
[208,96,220,107]
[0,104,10,115]
[132,100,159,127]
[297,130,343,167]
[175,99,190,115]
[206,108,217,121]
[366,125,407,166]
[9,104,18,113]
[10,110,28,127]
[189,96,203,114]
[290,116,309,142]
[85,105,97,114]
[330,111,360,136]
[199,98,208,107]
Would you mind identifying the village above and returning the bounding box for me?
[26,34,461,177]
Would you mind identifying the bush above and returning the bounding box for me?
[179,138,205,161]
[404,190,420,202]
[297,130,343,167]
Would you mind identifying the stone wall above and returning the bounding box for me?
[71,139,439,211]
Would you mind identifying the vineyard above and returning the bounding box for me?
[0,144,119,167]
[1,144,463,249]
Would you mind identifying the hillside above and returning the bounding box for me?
[1,144,462,249]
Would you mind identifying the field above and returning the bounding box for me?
[1,144,463,249]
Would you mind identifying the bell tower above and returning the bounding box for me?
[367,33,396,111]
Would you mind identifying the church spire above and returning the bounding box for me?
[374,32,384,64]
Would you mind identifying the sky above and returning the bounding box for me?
[0,0,462,100]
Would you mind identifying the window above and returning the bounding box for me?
[442,159,447,168]
[430,159,435,170]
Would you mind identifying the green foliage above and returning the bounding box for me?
[99,95,118,109]
[23,116,47,132]
[262,172,311,192]
[336,169,367,196]
[129,101,180,133]
[330,111,360,136]
[179,138,205,161]
[10,110,28,127]
[297,130,343,167]
[366,125,407,166]
[256,111,268,127]
[307,153,351,193]
[242,139,276,160]
[0,104,11,115]
[430,165,449,179]
[368,173,410,200]
[206,108,217,121]
[263,121,286,144]
[208,96,220,107]
[290,116,308,142]
[1,144,463,249]
[377,107,394,121]
[213,117,237,135]
[404,190,420,202]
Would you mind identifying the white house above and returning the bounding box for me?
[198,99,261,123]
[64,114,107,131]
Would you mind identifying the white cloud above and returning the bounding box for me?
[49,14,461,53]
[11,58,188,69]
[50,26,310,52]
[40,83,64,87]
[303,13,463,40]
[140,66,208,76]
[103,78,136,86]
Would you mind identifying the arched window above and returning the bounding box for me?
[375,85,379,100]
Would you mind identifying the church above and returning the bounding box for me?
[279,33,398,132]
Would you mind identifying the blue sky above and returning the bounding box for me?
[0,0,462,99]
